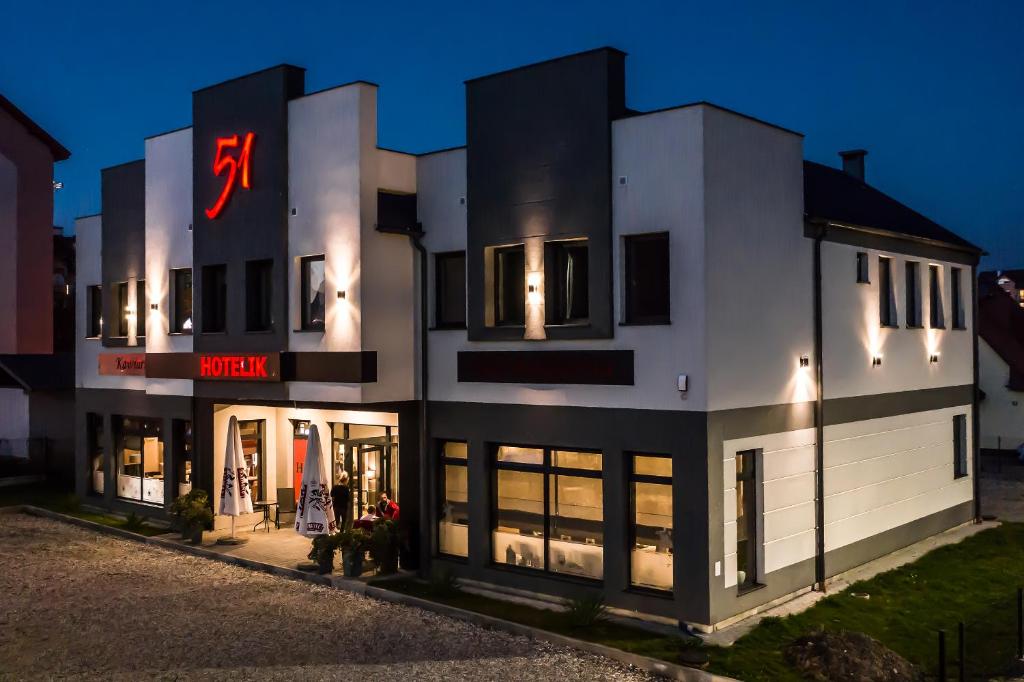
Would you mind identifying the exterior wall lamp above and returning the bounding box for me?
[150,303,158,311]
[799,355,810,368]
[929,352,940,363]
[527,272,542,306]
[337,290,346,299]
[871,355,883,367]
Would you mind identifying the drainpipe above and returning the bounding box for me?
[812,222,826,591]
[971,263,981,523]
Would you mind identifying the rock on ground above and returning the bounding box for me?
[0,514,653,681]
[784,629,924,682]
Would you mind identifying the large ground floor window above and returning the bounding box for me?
[630,454,673,591]
[331,423,399,527]
[438,441,468,557]
[87,413,104,495]
[174,419,193,497]
[493,445,603,580]
[115,416,164,505]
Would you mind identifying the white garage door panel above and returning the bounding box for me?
[825,407,966,442]
[825,442,950,496]
[764,500,816,543]
[765,529,816,574]
[825,420,949,468]
[763,444,816,481]
[763,472,815,513]
[825,464,954,524]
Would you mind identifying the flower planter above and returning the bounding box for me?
[342,549,364,577]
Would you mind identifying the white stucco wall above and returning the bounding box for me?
[144,127,193,397]
[821,241,973,399]
[979,338,1024,449]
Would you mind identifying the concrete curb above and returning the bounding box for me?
[15,505,735,682]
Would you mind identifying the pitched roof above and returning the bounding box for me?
[978,273,1024,391]
[803,160,979,253]
[0,93,70,161]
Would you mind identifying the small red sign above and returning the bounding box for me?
[196,353,278,381]
[98,354,146,376]
[205,132,254,219]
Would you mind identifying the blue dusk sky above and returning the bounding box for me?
[1,1,1021,268]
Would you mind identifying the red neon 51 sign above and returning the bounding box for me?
[205,132,254,219]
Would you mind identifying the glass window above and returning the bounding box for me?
[953,414,968,479]
[435,251,466,328]
[493,445,603,580]
[494,245,525,326]
[239,420,265,503]
[929,265,945,329]
[624,232,670,324]
[879,257,898,327]
[856,252,870,284]
[630,454,672,591]
[87,285,102,338]
[174,419,193,497]
[246,259,274,332]
[87,413,104,495]
[135,280,146,338]
[439,440,468,557]
[201,264,227,333]
[736,449,759,591]
[171,268,193,334]
[300,255,326,331]
[905,261,921,327]
[116,282,129,336]
[546,240,589,324]
[115,416,164,505]
[951,267,966,329]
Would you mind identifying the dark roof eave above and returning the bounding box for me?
[0,94,70,161]
[807,216,986,257]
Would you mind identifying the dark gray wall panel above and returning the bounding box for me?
[100,160,145,347]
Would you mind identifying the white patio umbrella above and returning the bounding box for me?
[295,424,336,537]
[217,415,253,544]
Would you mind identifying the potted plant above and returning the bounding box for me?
[308,534,339,574]
[339,529,370,577]
[370,519,400,575]
[174,489,212,544]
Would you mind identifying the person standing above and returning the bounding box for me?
[330,469,351,530]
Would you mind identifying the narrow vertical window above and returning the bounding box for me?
[905,261,921,327]
[953,414,968,479]
[735,449,759,591]
[245,259,274,332]
[494,245,525,326]
[879,257,898,327]
[116,282,129,336]
[624,232,670,323]
[438,441,468,557]
[86,285,103,338]
[951,267,966,329]
[174,419,193,497]
[856,252,870,283]
[171,268,193,334]
[929,265,945,329]
[630,454,673,591]
[201,264,227,333]
[434,251,466,328]
[546,240,589,325]
[300,255,326,331]
[87,413,105,495]
[239,420,265,503]
[135,280,146,338]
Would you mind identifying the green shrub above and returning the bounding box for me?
[565,594,607,629]
[122,512,147,532]
[370,519,400,574]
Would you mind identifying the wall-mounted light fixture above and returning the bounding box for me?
[150,303,158,311]
[337,290,346,299]
[871,355,883,367]
[929,352,940,363]
[527,272,542,306]
[799,355,810,368]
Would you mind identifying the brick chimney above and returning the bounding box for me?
[839,149,867,181]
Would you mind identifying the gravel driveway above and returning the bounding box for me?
[0,514,653,681]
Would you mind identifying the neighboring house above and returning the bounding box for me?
[75,48,981,632]
[0,94,73,481]
[978,271,1024,451]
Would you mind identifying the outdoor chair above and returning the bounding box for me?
[275,488,296,529]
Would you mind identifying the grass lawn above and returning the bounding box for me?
[0,483,168,537]
[377,523,1024,681]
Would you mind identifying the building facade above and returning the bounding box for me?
[75,48,982,631]
[977,271,1024,451]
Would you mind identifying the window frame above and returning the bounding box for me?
[299,254,326,332]
[856,251,870,284]
[434,251,467,329]
[135,279,146,338]
[879,256,898,328]
[628,452,673,594]
[437,440,469,559]
[200,264,227,334]
[735,448,762,594]
[170,268,193,335]
[951,267,966,330]
[623,232,671,325]
[953,414,968,479]
[545,239,590,326]
[115,281,129,337]
[492,443,604,582]
[113,415,164,506]
[245,258,274,333]
[493,245,526,327]
[86,285,103,338]
[929,264,945,329]
[86,412,105,496]
[905,261,922,328]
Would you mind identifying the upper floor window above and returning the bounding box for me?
[201,264,227,333]
[170,268,193,334]
[905,261,921,328]
[951,267,966,329]
[116,282,129,337]
[856,252,870,283]
[434,251,466,329]
[546,239,589,325]
[929,265,945,329]
[246,259,274,332]
[86,285,102,338]
[135,280,146,338]
[879,257,898,327]
[300,255,325,331]
[624,232,670,324]
[494,245,525,326]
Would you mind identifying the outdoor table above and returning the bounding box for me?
[253,500,278,532]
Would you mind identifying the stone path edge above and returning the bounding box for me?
[10,505,737,682]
